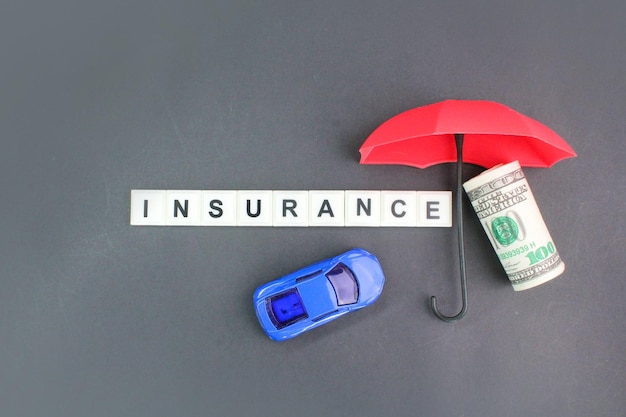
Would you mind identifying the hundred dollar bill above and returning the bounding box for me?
[463,160,564,291]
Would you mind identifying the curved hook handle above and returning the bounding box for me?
[430,133,468,322]
[430,277,467,322]
[429,220,468,321]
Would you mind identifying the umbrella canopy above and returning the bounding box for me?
[360,99,576,169]
[359,100,576,322]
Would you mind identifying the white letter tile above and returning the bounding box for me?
[381,191,417,227]
[309,191,345,227]
[131,190,166,226]
[345,190,381,227]
[273,191,309,227]
[202,190,237,226]
[238,190,273,226]
[166,190,202,226]
[417,191,452,227]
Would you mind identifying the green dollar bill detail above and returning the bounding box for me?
[491,216,519,246]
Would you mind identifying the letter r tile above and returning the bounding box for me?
[273,191,309,227]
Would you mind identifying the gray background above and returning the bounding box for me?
[2,1,625,416]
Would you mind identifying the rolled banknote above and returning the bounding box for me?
[463,160,564,291]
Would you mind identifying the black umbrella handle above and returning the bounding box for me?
[430,133,468,322]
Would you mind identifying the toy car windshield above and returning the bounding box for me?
[326,263,358,305]
[266,289,309,329]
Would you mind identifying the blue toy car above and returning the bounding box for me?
[253,248,385,341]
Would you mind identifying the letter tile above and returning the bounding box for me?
[237,190,273,226]
[381,191,418,227]
[273,191,309,227]
[166,190,202,226]
[309,191,345,227]
[417,191,452,227]
[130,190,166,225]
[345,190,381,227]
[202,190,237,226]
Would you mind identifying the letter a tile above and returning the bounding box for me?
[309,191,345,227]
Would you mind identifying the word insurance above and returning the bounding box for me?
[130,190,452,227]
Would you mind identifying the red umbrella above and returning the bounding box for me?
[359,100,576,322]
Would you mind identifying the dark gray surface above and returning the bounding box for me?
[2,1,625,416]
